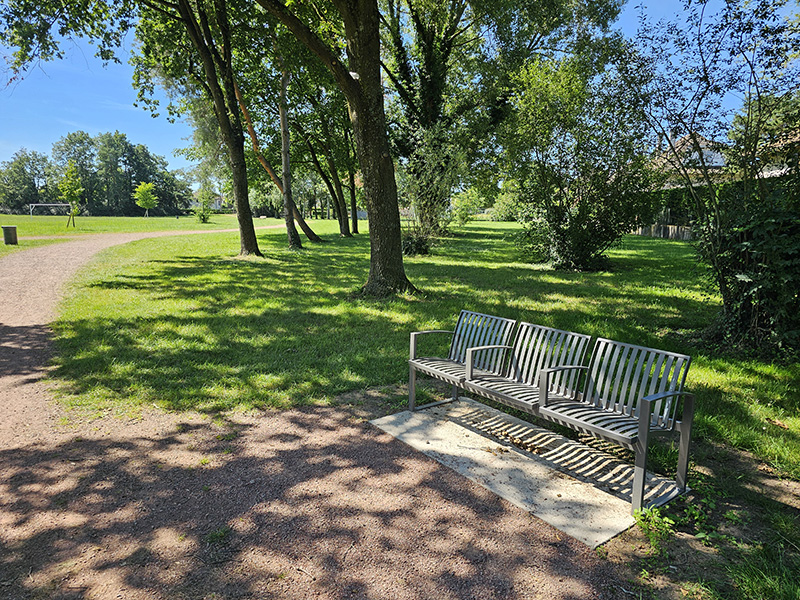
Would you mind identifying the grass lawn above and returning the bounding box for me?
[50,219,799,599]
[0,213,282,258]
[0,213,278,238]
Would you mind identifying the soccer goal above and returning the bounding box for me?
[29,203,76,227]
[28,203,72,217]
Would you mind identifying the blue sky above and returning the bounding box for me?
[0,2,676,173]
[1,35,196,172]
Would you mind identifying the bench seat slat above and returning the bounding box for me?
[410,357,470,386]
[461,371,542,413]
[539,401,643,448]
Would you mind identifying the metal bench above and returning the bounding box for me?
[409,312,695,513]
[537,338,694,512]
[408,310,516,411]
[460,321,592,414]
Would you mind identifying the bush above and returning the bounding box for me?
[504,56,658,270]
[401,224,432,256]
[451,187,484,226]
[490,191,523,222]
[699,179,800,354]
[194,188,214,223]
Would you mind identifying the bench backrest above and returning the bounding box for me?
[448,310,517,375]
[583,338,691,430]
[505,322,592,393]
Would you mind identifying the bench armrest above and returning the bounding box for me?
[465,345,512,379]
[538,365,588,406]
[639,390,695,427]
[410,330,454,359]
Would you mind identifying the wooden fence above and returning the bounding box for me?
[633,224,693,241]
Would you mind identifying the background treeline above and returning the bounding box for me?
[0,130,192,215]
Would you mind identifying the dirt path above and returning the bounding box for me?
[0,231,630,599]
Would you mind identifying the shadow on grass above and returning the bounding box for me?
[51,231,716,413]
[48,231,724,411]
[0,408,627,599]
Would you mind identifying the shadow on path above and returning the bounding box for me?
[0,407,629,600]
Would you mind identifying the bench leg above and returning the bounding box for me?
[632,421,651,513]
[409,365,417,411]
[676,395,695,491]
[451,384,459,401]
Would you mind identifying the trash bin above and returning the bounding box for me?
[2,226,18,245]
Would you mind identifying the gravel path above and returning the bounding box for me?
[0,231,629,599]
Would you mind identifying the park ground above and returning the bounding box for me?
[0,215,798,599]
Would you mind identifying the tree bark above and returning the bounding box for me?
[323,145,352,237]
[348,165,359,234]
[255,0,414,295]
[345,126,359,234]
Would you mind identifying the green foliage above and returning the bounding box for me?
[195,188,214,224]
[381,0,624,235]
[401,225,432,256]
[59,160,84,216]
[48,130,191,216]
[489,190,524,222]
[203,526,232,545]
[698,181,800,353]
[638,0,800,355]
[634,507,676,557]
[133,182,158,217]
[451,187,484,227]
[506,55,658,270]
[0,148,54,212]
[404,124,461,235]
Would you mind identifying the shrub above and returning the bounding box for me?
[490,191,523,222]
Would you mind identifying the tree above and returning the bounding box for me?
[3,0,414,292]
[505,54,658,270]
[379,0,624,234]
[59,160,84,227]
[132,0,263,255]
[46,130,191,215]
[255,0,415,295]
[231,27,323,245]
[133,181,158,216]
[0,149,54,212]
[51,131,99,212]
[636,0,800,352]
[1,0,262,255]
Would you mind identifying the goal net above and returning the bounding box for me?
[28,203,72,217]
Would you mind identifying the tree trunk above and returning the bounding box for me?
[229,138,262,256]
[348,165,359,234]
[235,80,322,242]
[292,205,324,241]
[345,14,412,293]
[279,67,303,249]
[323,147,352,237]
[255,0,414,295]
[175,0,261,257]
[345,127,359,234]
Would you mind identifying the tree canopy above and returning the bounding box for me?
[0,132,191,215]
